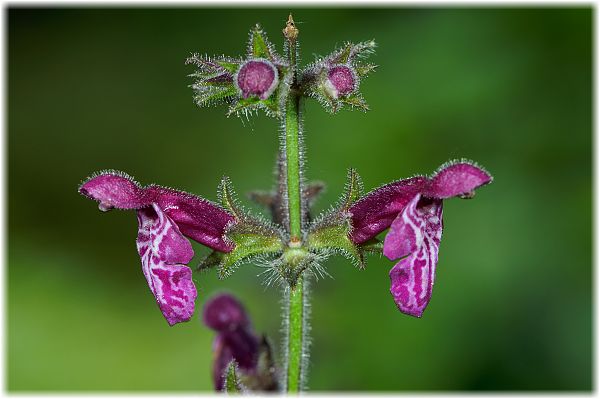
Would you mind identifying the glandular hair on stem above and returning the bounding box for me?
[300,276,312,391]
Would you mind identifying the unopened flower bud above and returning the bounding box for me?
[324,65,356,99]
[236,59,279,100]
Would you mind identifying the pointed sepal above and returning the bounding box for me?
[196,250,225,272]
[355,62,378,78]
[307,214,362,268]
[331,40,377,64]
[223,360,244,393]
[339,168,363,210]
[248,24,279,62]
[307,169,369,268]
[186,54,241,108]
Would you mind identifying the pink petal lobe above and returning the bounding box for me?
[424,161,492,199]
[386,194,443,318]
[349,176,427,244]
[79,170,235,253]
[137,204,197,326]
[79,171,145,211]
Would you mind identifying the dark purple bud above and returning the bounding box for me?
[203,293,250,331]
[79,171,236,252]
[204,294,260,391]
[325,65,356,99]
[236,59,278,100]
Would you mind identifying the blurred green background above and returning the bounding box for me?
[8,7,592,391]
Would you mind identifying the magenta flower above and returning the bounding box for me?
[349,161,492,317]
[203,294,260,391]
[236,59,279,100]
[79,171,236,325]
[325,65,356,99]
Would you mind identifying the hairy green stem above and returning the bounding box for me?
[282,14,307,394]
[286,276,305,392]
[285,93,302,240]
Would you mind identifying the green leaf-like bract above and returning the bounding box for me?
[224,361,243,393]
[307,169,370,268]
[339,94,369,111]
[340,168,363,210]
[307,218,361,267]
[216,176,285,279]
[219,223,284,279]
[355,62,377,78]
[192,86,237,108]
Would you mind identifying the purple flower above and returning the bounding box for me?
[236,59,279,100]
[349,161,492,317]
[79,171,236,325]
[203,294,260,391]
[324,65,356,99]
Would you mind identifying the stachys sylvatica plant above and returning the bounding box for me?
[78,15,492,393]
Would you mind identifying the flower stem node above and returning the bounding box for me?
[278,247,314,287]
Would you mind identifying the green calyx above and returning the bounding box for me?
[197,177,285,279]
[306,168,376,269]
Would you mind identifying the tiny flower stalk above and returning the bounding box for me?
[78,13,492,394]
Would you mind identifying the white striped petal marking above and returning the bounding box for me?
[136,203,197,326]
[384,194,443,317]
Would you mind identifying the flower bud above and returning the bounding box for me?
[236,59,279,100]
[203,293,250,331]
[324,65,356,99]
